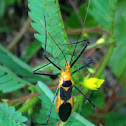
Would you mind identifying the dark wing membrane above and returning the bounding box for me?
[59,103,72,122]
[60,87,72,102]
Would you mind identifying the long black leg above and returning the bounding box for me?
[70,41,89,68]
[33,72,58,77]
[73,85,96,109]
[45,88,59,126]
[59,39,88,46]
[42,14,61,71]
[33,59,59,77]
[64,52,92,61]
[71,58,93,75]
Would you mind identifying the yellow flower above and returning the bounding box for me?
[96,38,105,44]
[84,77,104,90]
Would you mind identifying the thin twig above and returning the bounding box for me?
[116,77,126,96]
[103,77,126,113]
[7,84,58,104]
[112,100,126,112]
[66,27,105,34]
[7,17,31,50]
[7,92,39,103]
[56,120,61,126]
[111,66,126,95]
[116,94,126,101]
[28,26,105,35]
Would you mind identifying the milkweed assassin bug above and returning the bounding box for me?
[33,0,96,125]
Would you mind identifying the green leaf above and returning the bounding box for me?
[103,112,126,126]
[5,0,15,5]
[0,65,27,93]
[89,0,118,30]
[0,25,10,33]
[0,44,50,84]
[0,0,5,18]
[35,81,58,125]
[78,90,104,119]
[28,0,70,71]
[0,102,27,126]
[21,41,42,63]
[65,2,98,29]
[109,0,126,82]
[67,112,95,126]
[91,91,105,109]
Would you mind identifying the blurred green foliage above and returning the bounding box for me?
[109,0,126,82]
[0,0,21,18]
[0,0,5,18]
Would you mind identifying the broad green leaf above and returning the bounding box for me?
[75,90,104,120]
[35,81,58,125]
[0,0,5,18]
[0,102,27,126]
[103,112,126,126]
[65,2,98,29]
[109,0,126,82]
[0,65,28,93]
[91,90,105,109]
[66,112,95,126]
[89,0,118,30]
[5,0,15,5]
[0,44,50,84]
[21,41,42,63]
[28,0,70,71]
[5,0,21,5]
[0,25,10,33]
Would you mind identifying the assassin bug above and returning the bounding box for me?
[33,0,96,125]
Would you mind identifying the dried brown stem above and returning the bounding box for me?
[7,84,58,104]
[111,66,126,94]
[28,26,105,35]
[112,100,126,112]
[7,92,39,103]
[103,76,126,113]
[7,17,31,50]
[116,94,126,101]
[116,77,126,96]
[66,27,105,34]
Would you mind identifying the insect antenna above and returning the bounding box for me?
[41,13,67,63]
[70,0,91,65]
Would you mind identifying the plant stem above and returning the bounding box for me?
[94,43,115,78]
[18,96,39,114]
[7,18,31,50]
